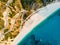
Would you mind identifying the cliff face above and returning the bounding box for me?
[20,0,43,10]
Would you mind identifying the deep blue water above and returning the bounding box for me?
[18,9,60,45]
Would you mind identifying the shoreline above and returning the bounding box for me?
[11,2,60,45]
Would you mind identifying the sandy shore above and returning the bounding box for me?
[11,2,60,45]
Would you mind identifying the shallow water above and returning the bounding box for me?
[18,9,60,45]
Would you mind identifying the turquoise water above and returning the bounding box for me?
[18,9,60,45]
